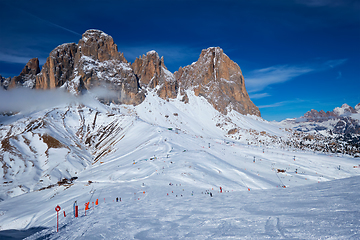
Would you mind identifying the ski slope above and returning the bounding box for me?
[0,90,359,239]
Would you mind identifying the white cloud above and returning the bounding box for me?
[245,65,313,93]
[0,52,46,65]
[336,71,342,79]
[258,101,286,109]
[249,93,270,99]
[245,58,347,93]
[0,87,117,113]
[296,0,352,7]
[258,99,305,109]
[324,59,347,68]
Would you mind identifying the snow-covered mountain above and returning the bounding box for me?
[281,103,360,155]
[0,29,259,117]
[0,29,359,239]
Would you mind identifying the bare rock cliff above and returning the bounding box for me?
[175,47,260,116]
[35,43,77,89]
[132,51,178,99]
[75,29,126,62]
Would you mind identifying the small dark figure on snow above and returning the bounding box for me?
[210,192,213,197]
[116,197,118,202]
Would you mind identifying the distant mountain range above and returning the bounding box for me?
[284,103,360,134]
[281,103,360,154]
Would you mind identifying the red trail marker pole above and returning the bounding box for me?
[75,205,78,218]
[55,205,61,232]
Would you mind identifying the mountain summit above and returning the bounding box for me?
[1,29,259,117]
[175,47,260,116]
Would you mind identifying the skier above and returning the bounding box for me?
[210,192,213,197]
[116,197,118,202]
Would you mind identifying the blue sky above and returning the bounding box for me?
[0,0,359,121]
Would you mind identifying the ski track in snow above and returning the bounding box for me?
[0,91,359,239]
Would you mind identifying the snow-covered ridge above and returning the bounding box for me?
[146,50,158,56]
[333,103,356,116]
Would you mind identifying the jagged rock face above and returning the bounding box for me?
[35,43,77,89]
[20,58,40,76]
[2,31,261,116]
[75,29,126,62]
[175,47,260,116]
[6,58,40,89]
[69,56,145,105]
[132,51,178,99]
[67,30,144,105]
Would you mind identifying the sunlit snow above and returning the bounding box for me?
[0,91,359,239]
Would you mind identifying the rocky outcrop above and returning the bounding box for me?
[1,58,40,89]
[67,29,144,105]
[132,51,178,99]
[175,47,260,116]
[74,29,126,63]
[35,43,77,89]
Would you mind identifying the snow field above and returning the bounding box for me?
[0,91,359,239]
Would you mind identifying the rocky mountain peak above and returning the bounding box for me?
[132,50,178,100]
[303,109,336,121]
[20,58,40,76]
[76,29,126,62]
[2,30,260,117]
[132,50,165,88]
[302,103,360,123]
[175,47,260,116]
[333,103,356,116]
[6,58,40,89]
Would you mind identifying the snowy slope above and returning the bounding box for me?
[23,176,360,239]
[0,91,359,239]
